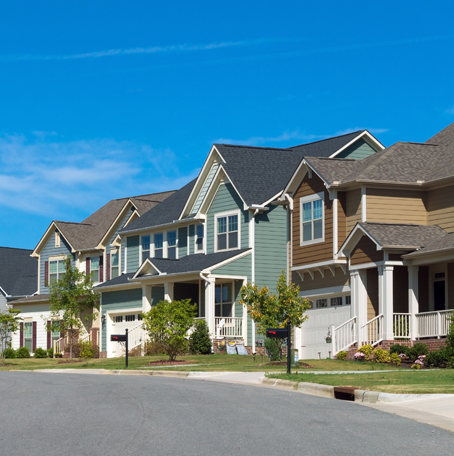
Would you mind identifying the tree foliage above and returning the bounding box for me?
[0,308,22,365]
[189,319,212,355]
[49,256,100,359]
[142,299,196,361]
[240,273,310,358]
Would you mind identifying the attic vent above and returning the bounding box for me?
[434,272,445,279]
[55,232,60,248]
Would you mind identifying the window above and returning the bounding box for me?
[196,225,204,252]
[91,257,100,282]
[24,322,33,352]
[142,235,150,262]
[113,316,123,323]
[125,315,135,322]
[51,325,60,345]
[154,233,163,258]
[167,231,177,259]
[55,232,60,247]
[330,297,343,307]
[315,299,328,308]
[216,213,239,251]
[49,259,65,284]
[111,251,119,279]
[345,295,351,305]
[300,193,324,245]
[138,314,143,321]
[215,283,233,317]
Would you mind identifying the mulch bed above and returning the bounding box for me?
[146,360,194,366]
[57,359,83,364]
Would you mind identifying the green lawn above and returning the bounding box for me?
[0,355,401,372]
[269,370,454,394]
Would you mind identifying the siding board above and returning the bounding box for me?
[351,236,383,265]
[428,185,454,232]
[346,189,362,232]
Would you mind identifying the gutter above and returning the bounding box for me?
[118,216,200,237]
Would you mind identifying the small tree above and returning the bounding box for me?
[142,299,196,361]
[0,308,22,366]
[189,319,212,354]
[240,272,310,360]
[49,256,100,360]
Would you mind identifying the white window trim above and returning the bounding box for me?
[166,230,178,259]
[195,223,205,253]
[140,234,151,263]
[48,255,66,284]
[154,232,164,258]
[214,210,241,253]
[110,248,120,279]
[215,281,235,318]
[300,192,325,246]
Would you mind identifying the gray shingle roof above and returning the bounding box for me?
[10,294,50,305]
[96,273,135,288]
[147,249,251,275]
[121,179,197,232]
[50,191,175,251]
[404,232,454,258]
[305,123,454,187]
[0,247,37,297]
[215,131,365,206]
[358,222,446,249]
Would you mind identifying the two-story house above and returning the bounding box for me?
[10,191,174,354]
[280,122,454,359]
[97,130,384,357]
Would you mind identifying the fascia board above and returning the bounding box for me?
[119,217,197,237]
[32,221,76,257]
[0,286,10,297]
[130,271,200,283]
[196,165,226,216]
[179,145,225,219]
[97,282,139,292]
[329,131,385,159]
[260,191,283,208]
[97,200,133,249]
[282,160,309,197]
[338,223,381,257]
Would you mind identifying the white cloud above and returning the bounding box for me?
[0,38,290,62]
[335,127,389,136]
[213,130,325,146]
[0,134,198,220]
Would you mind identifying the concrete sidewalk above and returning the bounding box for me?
[32,368,454,432]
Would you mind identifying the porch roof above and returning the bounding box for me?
[96,273,135,288]
[339,222,447,256]
[135,249,251,278]
[404,232,454,258]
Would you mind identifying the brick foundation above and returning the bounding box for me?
[341,338,447,360]
[99,351,107,359]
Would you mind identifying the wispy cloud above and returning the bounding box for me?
[0,134,198,219]
[335,127,389,136]
[0,38,290,62]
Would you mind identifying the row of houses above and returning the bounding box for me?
[3,121,454,359]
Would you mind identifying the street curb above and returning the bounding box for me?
[297,382,335,398]
[261,378,298,390]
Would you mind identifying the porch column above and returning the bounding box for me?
[351,269,367,345]
[408,265,419,341]
[204,277,215,338]
[142,285,152,313]
[164,282,174,302]
[379,265,394,341]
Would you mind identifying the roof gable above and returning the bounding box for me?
[0,247,37,297]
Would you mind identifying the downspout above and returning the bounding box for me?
[284,194,293,285]
[250,210,259,354]
[200,272,215,348]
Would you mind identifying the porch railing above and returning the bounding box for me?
[332,316,357,355]
[128,322,147,353]
[416,310,452,338]
[53,336,67,357]
[393,313,411,339]
[361,314,383,346]
[215,317,243,338]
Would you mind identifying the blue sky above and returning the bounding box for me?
[1,1,454,249]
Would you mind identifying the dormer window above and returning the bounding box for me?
[111,250,119,279]
[300,193,324,245]
[216,211,239,251]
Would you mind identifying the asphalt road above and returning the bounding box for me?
[0,372,452,456]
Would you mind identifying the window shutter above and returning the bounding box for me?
[99,255,104,282]
[47,321,51,349]
[44,261,49,286]
[106,254,111,281]
[32,321,37,353]
[86,257,90,275]
[20,322,24,347]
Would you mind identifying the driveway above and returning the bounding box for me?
[0,372,452,456]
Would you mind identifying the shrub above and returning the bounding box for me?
[16,347,31,358]
[144,341,166,356]
[336,351,348,360]
[2,348,16,359]
[128,346,143,357]
[358,344,374,361]
[264,337,280,362]
[34,347,48,358]
[390,352,401,366]
[424,347,451,368]
[79,340,96,360]
[407,343,428,361]
[372,348,390,363]
[47,347,54,358]
[389,344,409,356]
[189,319,212,355]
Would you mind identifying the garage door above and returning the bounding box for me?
[109,312,144,357]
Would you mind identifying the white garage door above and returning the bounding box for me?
[109,311,144,357]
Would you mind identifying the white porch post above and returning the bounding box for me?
[204,277,215,337]
[408,266,419,341]
[142,285,152,313]
[164,282,174,302]
[380,265,394,341]
[351,269,367,345]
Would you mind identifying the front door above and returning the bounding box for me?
[434,280,445,311]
